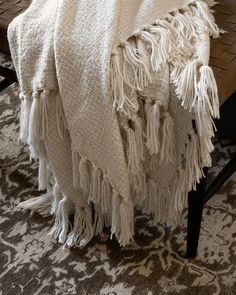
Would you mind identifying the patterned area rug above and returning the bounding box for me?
[1,53,236,295]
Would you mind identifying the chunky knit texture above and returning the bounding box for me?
[8,0,221,247]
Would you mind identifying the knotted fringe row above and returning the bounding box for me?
[71,147,135,246]
[111,1,220,111]
[110,0,220,166]
[119,115,147,201]
[144,99,175,163]
[109,0,220,223]
[19,90,67,191]
[143,126,205,223]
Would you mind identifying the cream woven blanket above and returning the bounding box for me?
[8,0,220,247]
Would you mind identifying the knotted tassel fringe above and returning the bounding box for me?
[28,91,42,159]
[119,199,134,246]
[123,42,152,91]
[19,94,32,143]
[51,182,61,215]
[148,26,172,70]
[137,30,159,72]
[56,93,68,140]
[101,176,112,216]
[111,51,127,110]
[88,167,102,204]
[18,191,53,217]
[48,196,72,244]
[160,111,175,163]
[38,157,50,191]
[72,148,80,189]
[111,190,121,239]
[132,115,145,163]
[185,131,203,191]
[65,205,94,248]
[197,65,219,119]
[94,204,105,237]
[123,124,141,174]
[195,1,220,38]
[145,100,160,154]
[79,158,91,195]
[111,191,135,246]
[174,59,199,110]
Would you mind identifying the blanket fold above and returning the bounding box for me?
[8,0,221,247]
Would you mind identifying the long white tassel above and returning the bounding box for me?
[173,168,186,213]
[38,157,50,191]
[137,30,159,72]
[111,51,127,111]
[122,122,141,174]
[160,111,175,163]
[130,169,146,200]
[51,182,61,216]
[79,158,91,195]
[119,199,134,246]
[56,94,68,139]
[123,42,152,91]
[185,131,203,191]
[65,205,94,248]
[94,204,105,236]
[145,99,160,154]
[88,167,102,204]
[72,148,80,189]
[40,90,50,141]
[197,65,219,119]
[149,26,172,70]
[28,91,41,159]
[48,197,71,244]
[195,1,220,38]
[132,115,145,162]
[19,93,32,143]
[111,190,121,239]
[18,191,53,217]
[174,59,199,110]
[101,176,112,216]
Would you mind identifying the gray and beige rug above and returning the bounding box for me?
[0,53,236,295]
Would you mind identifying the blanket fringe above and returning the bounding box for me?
[111,191,134,246]
[159,111,175,163]
[18,0,220,248]
[18,191,53,217]
[145,99,160,154]
[111,0,220,147]
[19,93,32,143]
[48,196,72,244]
[65,205,94,248]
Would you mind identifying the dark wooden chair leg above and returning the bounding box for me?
[204,152,236,204]
[0,65,17,91]
[0,66,17,82]
[186,168,208,258]
[0,79,14,91]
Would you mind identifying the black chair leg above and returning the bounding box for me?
[0,65,17,91]
[0,79,14,91]
[204,152,236,204]
[186,169,208,258]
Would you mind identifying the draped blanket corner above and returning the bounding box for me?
[8,0,221,247]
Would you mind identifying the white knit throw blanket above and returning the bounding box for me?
[8,0,220,247]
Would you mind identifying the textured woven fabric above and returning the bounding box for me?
[8,0,221,247]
